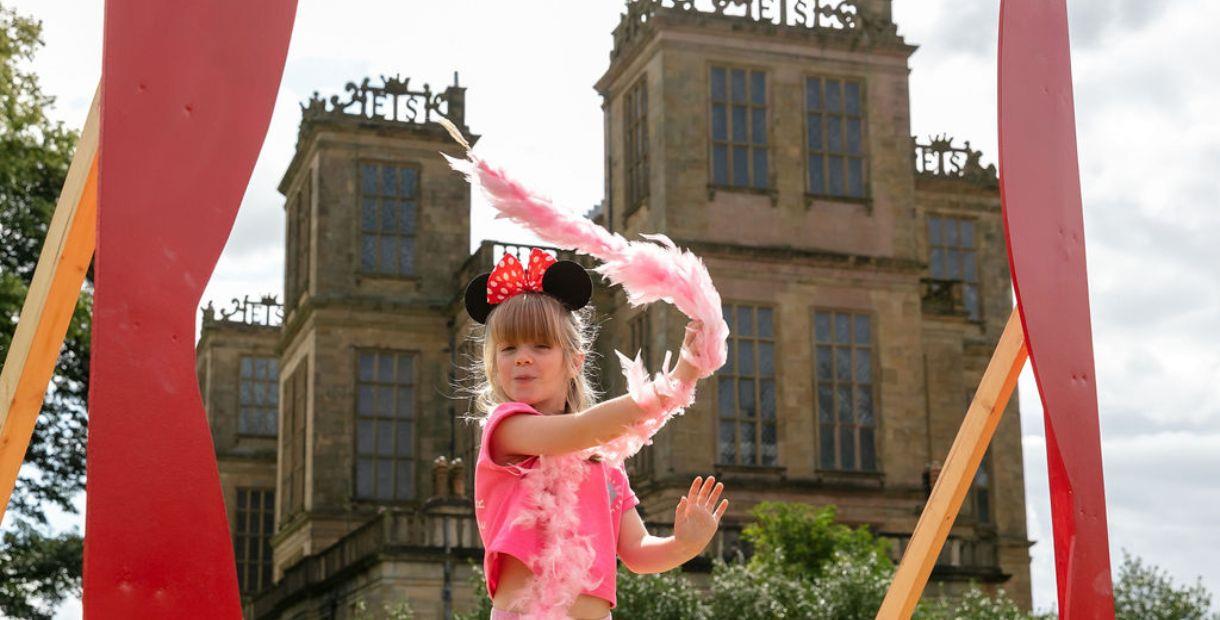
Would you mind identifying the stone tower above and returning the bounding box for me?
[270,74,476,578]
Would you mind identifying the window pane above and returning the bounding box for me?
[825,80,842,112]
[740,422,755,463]
[758,307,773,338]
[945,219,959,246]
[761,423,777,466]
[856,387,874,424]
[400,202,416,235]
[396,422,412,457]
[930,248,945,277]
[835,313,851,344]
[357,420,374,455]
[834,347,851,382]
[809,155,825,194]
[739,341,754,375]
[723,339,734,374]
[750,71,765,105]
[718,420,736,464]
[712,104,727,141]
[946,250,960,278]
[860,427,876,471]
[718,379,734,415]
[854,315,870,342]
[381,166,397,197]
[376,459,394,500]
[827,117,842,152]
[380,199,397,232]
[845,81,861,115]
[396,387,413,418]
[928,217,942,245]
[713,145,728,185]
[961,220,975,248]
[357,458,373,497]
[820,424,836,469]
[732,146,749,186]
[817,385,834,422]
[711,68,726,101]
[840,427,856,470]
[854,349,872,383]
[751,108,766,144]
[816,346,833,380]
[752,149,768,189]
[963,253,978,281]
[848,158,863,197]
[379,236,396,274]
[846,119,861,154]
[360,235,376,271]
[836,385,853,423]
[758,342,774,377]
[738,379,755,417]
[806,77,821,110]
[732,105,747,142]
[359,353,375,381]
[807,115,822,150]
[815,312,831,342]
[400,167,417,198]
[399,240,414,276]
[731,69,746,102]
[760,379,776,419]
[241,357,253,378]
[828,157,844,195]
[396,460,413,500]
[377,420,395,456]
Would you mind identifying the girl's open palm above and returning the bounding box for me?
[673,475,728,554]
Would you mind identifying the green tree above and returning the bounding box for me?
[1113,550,1218,620]
[0,3,90,618]
[741,501,892,580]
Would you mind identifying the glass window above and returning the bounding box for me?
[355,350,416,501]
[806,77,867,198]
[716,303,778,466]
[358,163,419,276]
[812,310,877,471]
[710,66,768,189]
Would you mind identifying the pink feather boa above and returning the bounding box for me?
[440,118,728,618]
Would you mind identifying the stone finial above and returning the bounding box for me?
[449,458,466,499]
[432,456,450,499]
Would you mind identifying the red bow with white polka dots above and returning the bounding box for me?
[486,248,558,305]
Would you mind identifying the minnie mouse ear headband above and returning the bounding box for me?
[464,247,593,324]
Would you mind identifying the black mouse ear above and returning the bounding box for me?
[464,273,493,324]
[541,260,593,312]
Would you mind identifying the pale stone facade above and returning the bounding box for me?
[195,2,1032,617]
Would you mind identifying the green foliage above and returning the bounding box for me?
[0,3,89,618]
[351,597,414,620]
[741,501,892,580]
[1113,550,1218,620]
[617,565,712,620]
[916,584,1054,620]
[453,561,493,620]
[0,522,82,620]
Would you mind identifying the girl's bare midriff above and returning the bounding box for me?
[493,554,612,619]
[491,452,612,620]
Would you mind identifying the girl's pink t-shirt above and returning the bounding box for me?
[474,401,639,609]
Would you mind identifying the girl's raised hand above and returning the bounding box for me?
[673,474,728,556]
[673,319,705,383]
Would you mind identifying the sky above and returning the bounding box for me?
[5,0,1220,616]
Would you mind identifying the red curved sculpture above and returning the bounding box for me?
[85,0,296,616]
[999,1,1115,617]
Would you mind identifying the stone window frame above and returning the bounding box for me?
[714,302,779,468]
[803,74,870,204]
[285,169,312,311]
[927,214,982,321]
[352,348,418,503]
[238,355,279,437]
[812,308,881,473]
[625,309,654,478]
[623,76,650,217]
[233,487,275,595]
[708,64,771,193]
[356,159,421,279]
[280,359,308,521]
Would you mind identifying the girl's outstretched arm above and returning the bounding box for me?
[494,322,706,459]
[618,475,728,574]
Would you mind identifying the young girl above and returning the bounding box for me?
[466,248,729,619]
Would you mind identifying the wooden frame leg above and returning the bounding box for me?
[876,308,1028,619]
[0,90,99,522]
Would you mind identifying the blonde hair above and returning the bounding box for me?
[463,292,602,420]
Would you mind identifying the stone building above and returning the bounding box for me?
[194,1,1032,617]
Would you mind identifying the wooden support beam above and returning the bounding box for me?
[876,308,1028,619]
[0,89,99,522]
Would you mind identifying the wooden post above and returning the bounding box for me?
[0,89,99,522]
[876,308,1028,619]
